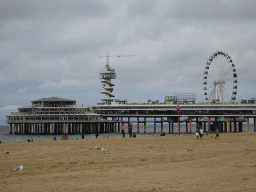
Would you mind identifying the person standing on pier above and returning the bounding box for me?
[121,123,125,138]
[128,123,133,137]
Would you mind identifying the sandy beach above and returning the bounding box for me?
[1,133,256,192]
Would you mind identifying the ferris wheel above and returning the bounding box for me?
[203,51,237,103]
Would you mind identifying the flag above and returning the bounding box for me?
[177,104,181,112]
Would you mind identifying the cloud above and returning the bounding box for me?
[0,105,21,112]
[0,105,22,125]
[130,39,164,55]
[38,79,98,90]
[160,0,256,21]
[17,87,27,93]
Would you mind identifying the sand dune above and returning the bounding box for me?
[1,133,256,192]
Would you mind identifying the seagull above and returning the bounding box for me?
[101,148,108,153]
[95,146,101,150]
[149,144,153,148]
[5,150,9,154]
[11,166,23,173]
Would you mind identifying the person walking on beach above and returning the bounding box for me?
[215,128,220,139]
[200,127,204,140]
[121,123,125,138]
[210,130,213,140]
[196,129,199,139]
[128,123,133,138]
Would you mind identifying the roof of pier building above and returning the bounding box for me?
[13,97,90,114]
[31,97,76,107]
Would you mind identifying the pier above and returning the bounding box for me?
[7,97,256,135]
[92,102,256,134]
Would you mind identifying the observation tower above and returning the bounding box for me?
[99,53,136,104]
[99,53,117,104]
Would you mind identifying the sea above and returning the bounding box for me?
[0,123,255,143]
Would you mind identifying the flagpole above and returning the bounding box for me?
[178,111,180,135]
[177,104,181,135]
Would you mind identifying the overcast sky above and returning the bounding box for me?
[0,0,256,124]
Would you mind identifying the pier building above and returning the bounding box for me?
[6,97,118,135]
